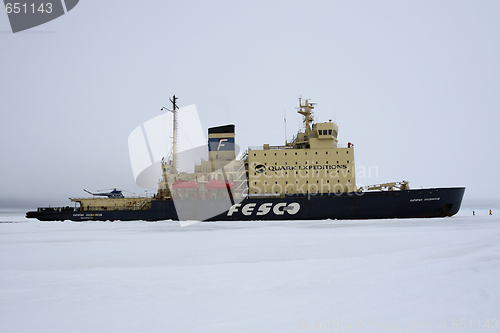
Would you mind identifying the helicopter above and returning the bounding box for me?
[83,188,133,199]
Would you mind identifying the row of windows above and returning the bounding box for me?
[318,129,333,135]
[255,179,351,185]
[254,169,351,175]
[253,150,349,157]
[256,161,350,166]
[253,190,346,194]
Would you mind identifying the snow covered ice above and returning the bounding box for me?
[1,210,499,332]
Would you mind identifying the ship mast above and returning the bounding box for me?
[170,95,179,173]
[297,97,315,135]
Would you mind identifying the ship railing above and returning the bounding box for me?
[248,143,352,149]
[247,193,285,198]
[37,206,75,212]
[336,143,355,148]
[239,149,248,160]
[76,205,151,212]
[248,145,294,150]
[70,196,152,200]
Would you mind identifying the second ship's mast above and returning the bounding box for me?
[297,97,315,135]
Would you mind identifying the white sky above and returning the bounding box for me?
[1,1,499,208]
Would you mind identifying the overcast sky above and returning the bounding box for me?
[1,0,499,209]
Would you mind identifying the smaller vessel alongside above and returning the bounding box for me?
[26,96,465,221]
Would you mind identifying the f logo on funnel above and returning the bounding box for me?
[4,0,79,33]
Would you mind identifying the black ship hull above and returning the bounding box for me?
[26,187,465,222]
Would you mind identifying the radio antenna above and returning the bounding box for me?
[284,108,287,144]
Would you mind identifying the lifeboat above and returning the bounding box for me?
[172,180,199,189]
[205,179,234,190]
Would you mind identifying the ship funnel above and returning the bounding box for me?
[208,125,237,170]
